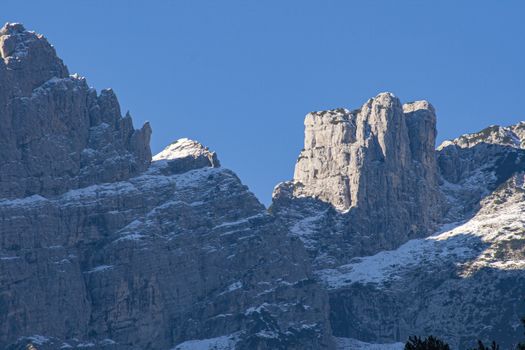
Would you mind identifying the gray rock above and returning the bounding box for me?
[153,138,220,173]
[0,23,333,350]
[2,22,525,350]
[325,173,525,349]
[273,93,444,266]
[0,145,334,349]
[0,23,152,199]
[440,122,525,150]
[272,97,525,349]
[437,122,525,221]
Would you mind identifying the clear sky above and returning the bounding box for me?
[3,1,524,205]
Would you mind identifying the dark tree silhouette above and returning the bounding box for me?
[406,314,525,350]
[517,317,525,350]
[404,335,450,350]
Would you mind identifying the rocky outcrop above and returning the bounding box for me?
[292,94,441,213]
[0,23,152,199]
[153,138,220,173]
[437,122,525,221]
[273,93,444,265]
[311,123,525,349]
[440,123,525,150]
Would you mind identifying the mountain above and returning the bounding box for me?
[0,23,524,350]
[272,94,444,266]
[273,95,525,348]
[0,23,332,350]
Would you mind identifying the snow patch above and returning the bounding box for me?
[335,337,404,350]
[25,335,51,345]
[154,138,212,161]
[85,265,113,274]
[0,194,48,208]
[289,211,326,249]
[214,213,265,229]
[172,333,240,350]
[220,281,243,295]
[317,195,525,289]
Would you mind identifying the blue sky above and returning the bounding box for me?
[3,1,524,205]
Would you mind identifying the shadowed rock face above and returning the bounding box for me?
[0,22,152,199]
[325,172,525,349]
[0,23,333,350]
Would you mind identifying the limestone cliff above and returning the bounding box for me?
[0,23,152,199]
[273,93,444,264]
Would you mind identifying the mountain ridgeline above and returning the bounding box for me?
[0,23,524,350]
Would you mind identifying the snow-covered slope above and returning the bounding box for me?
[172,333,240,350]
[439,122,525,150]
[318,173,525,289]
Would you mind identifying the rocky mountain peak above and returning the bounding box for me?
[0,22,68,94]
[0,22,25,35]
[438,122,525,150]
[152,138,220,173]
[0,23,151,199]
[154,138,218,162]
[402,99,435,114]
[272,93,444,264]
[292,92,441,212]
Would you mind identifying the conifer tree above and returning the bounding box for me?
[404,335,450,350]
[470,340,500,350]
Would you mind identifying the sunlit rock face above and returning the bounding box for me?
[274,93,445,264]
[293,94,440,213]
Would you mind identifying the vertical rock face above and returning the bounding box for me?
[0,23,68,94]
[0,23,152,199]
[280,93,444,263]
